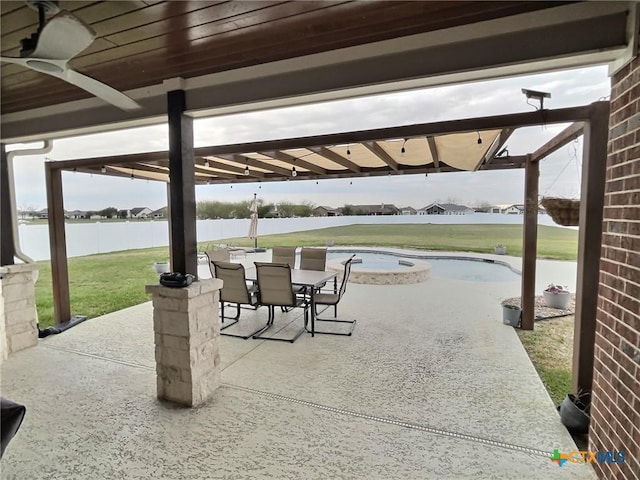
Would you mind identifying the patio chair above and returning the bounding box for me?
[252,262,309,343]
[300,247,328,292]
[300,247,327,271]
[312,255,356,336]
[272,246,297,268]
[205,249,231,277]
[212,261,264,339]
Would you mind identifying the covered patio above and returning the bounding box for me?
[2,2,638,478]
[0,250,594,479]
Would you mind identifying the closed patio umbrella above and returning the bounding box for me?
[248,193,258,249]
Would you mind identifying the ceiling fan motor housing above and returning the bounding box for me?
[20,0,60,56]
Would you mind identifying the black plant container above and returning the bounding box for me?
[559,393,590,435]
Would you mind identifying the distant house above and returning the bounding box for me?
[351,204,399,215]
[419,203,473,215]
[399,206,417,215]
[504,204,525,215]
[37,208,48,219]
[67,210,88,219]
[313,206,341,217]
[130,207,152,218]
[151,207,167,219]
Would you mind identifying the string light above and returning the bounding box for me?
[477,132,482,145]
[204,159,210,168]
[291,159,298,177]
[101,165,106,173]
[244,165,250,176]
[401,139,407,154]
[347,144,351,156]
[130,168,134,180]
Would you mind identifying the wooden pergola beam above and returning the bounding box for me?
[530,122,585,163]
[259,150,327,175]
[482,128,514,168]
[308,146,361,172]
[572,104,608,393]
[45,161,71,323]
[426,136,441,172]
[363,141,399,171]
[520,155,539,330]
[198,157,266,178]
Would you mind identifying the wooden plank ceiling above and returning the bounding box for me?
[1,1,566,114]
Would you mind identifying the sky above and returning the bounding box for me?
[8,65,610,212]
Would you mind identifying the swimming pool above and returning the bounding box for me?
[326,250,520,284]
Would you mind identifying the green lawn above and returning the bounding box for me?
[517,316,574,405]
[35,223,577,328]
[216,224,578,260]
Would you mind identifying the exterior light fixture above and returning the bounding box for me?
[101,165,106,173]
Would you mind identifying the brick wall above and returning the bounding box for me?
[590,53,640,480]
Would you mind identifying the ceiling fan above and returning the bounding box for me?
[1,0,141,111]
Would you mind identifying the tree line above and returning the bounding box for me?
[196,200,316,219]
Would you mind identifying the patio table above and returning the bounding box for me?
[245,267,337,337]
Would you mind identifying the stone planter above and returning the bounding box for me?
[502,305,521,327]
[543,290,570,309]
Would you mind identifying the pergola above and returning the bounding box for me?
[1,0,635,398]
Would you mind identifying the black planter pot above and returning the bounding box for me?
[559,393,590,434]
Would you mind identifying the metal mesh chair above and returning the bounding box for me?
[253,262,309,343]
[300,247,327,271]
[212,261,263,339]
[272,246,297,268]
[313,255,356,336]
[205,250,231,277]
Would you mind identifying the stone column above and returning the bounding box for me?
[145,278,223,407]
[0,263,39,365]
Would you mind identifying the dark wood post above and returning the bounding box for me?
[521,154,539,330]
[167,89,197,276]
[0,144,15,266]
[45,162,71,323]
[572,101,610,393]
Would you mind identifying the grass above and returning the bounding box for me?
[35,223,578,328]
[516,316,574,404]
[214,224,579,260]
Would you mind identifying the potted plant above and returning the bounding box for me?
[559,390,590,434]
[502,304,521,327]
[494,244,506,255]
[543,284,571,309]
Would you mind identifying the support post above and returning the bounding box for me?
[521,155,539,330]
[572,101,609,393]
[0,144,15,266]
[167,88,197,276]
[45,162,71,324]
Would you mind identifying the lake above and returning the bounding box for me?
[17,213,569,261]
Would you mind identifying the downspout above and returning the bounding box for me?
[7,140,53,264]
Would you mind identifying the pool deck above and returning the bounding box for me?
[0,249,592,479]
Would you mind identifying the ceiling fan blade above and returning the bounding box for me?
[31,11,96,60]
[0,56,29,67]
[64,69,142,111]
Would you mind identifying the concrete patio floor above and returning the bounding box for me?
[0,250,595,479]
